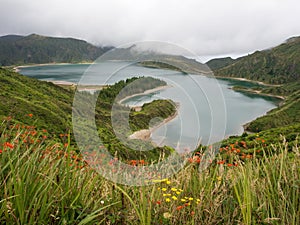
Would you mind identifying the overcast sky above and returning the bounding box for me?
[1,0,299,61]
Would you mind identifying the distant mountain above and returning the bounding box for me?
[0,34,112,66]
[101,46,212,75]
[206,57,235,70]
[212,36,300,84]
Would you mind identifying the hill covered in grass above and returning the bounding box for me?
[0,34,112,66]
[0,67,73,133]
[213,36,300,84]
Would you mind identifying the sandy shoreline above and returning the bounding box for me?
[118,85,171,104]
[13,62,92,72]
[128,102,180,141]
[216,76,282,87]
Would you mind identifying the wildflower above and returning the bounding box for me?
[176,205,184,210]
[171,188,177,192]
[156,200,161,205]
[165,198,171,202]
[163,212,171,219]
[163,193,171,197]
[100,200,105,204]
[161,188,167,192]
[172,196,178,200]
[165,180,171,185]
[191,211,195,216]
[0,149,2,154]
[217,160,225,165]
[4,142,14,149]
[176,191,181,195]
[196,199,201,204]
[28,113,33,117]
[188,197,193,201]
[181,199,187,202]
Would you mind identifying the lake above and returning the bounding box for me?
[19,62,279,149]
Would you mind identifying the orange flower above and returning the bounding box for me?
[191,211,195,216]
[0,149,2,154]
[176,205,184,210]
[217,160,225,165]
[28,113,33,118]
[4,142,14,149]
[227,163,233,167]
[156,200,161,205]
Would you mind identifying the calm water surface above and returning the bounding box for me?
[20,63,279,148]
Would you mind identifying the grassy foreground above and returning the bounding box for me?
[0,118,299,225]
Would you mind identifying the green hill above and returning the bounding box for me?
[213,36,300,84]
[206,57,235,70]
[0,67,73,133]
[0,34,112,66]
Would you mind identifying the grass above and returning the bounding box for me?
[1,119,299,224]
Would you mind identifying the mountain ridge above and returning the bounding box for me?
[0,34,113,66]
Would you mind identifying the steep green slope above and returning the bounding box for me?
[214,37,300,84]
[0,67,73,133]
[246,90,300,132]
[0,34,112,66]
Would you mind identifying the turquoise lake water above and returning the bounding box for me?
[20,62,279,149]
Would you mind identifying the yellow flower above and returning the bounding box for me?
[171,188,177,192]
[165,198,171,202]
[166,180,171,185]
[188,197,194,201]
[181,199,187,202]
[196,199,201,204]
[172,196,178,200]
[163,193,171,197]
[176,191,181,195]
[162,188,167,191]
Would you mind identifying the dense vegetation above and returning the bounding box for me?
[0,67,73,134]
[0,34,112,66]
[213,36,300,84]
[1,118,299,224]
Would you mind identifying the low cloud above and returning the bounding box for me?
[1,0,299,61]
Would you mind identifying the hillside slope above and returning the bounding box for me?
[0,67,73,133]
[0,34,112,66]
[214,37,300,84]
